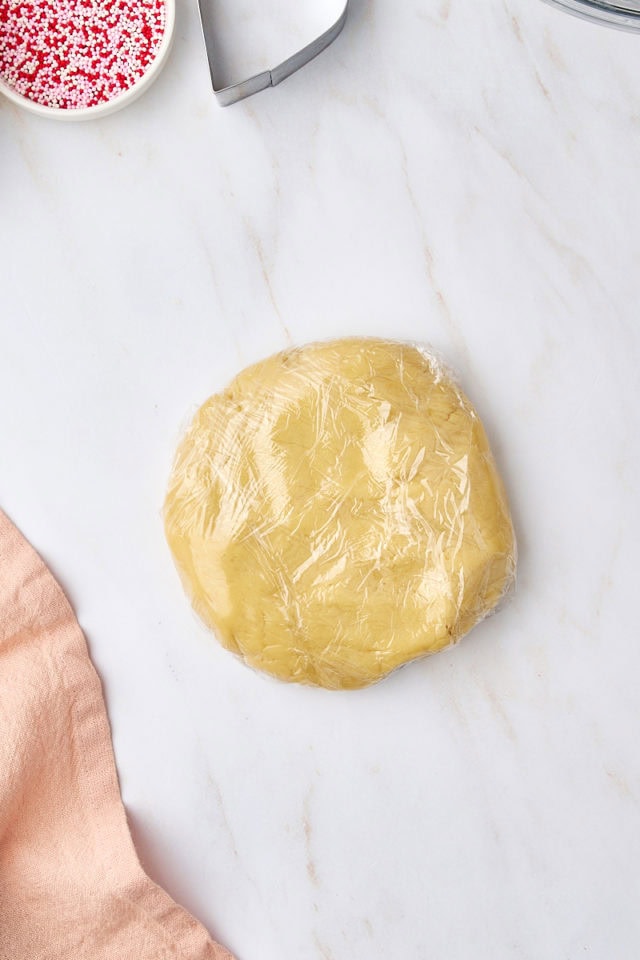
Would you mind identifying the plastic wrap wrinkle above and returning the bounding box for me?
[164,338,516,689]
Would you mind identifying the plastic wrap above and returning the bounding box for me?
[164,338,516,690]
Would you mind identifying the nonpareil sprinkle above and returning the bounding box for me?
[0,0,165,109]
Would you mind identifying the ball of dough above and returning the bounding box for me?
[164,338,515,689]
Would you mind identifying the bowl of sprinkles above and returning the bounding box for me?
[0,0,174,118]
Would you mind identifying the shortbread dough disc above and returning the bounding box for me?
[164,338,516,689]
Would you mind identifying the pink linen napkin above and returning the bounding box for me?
[0,509,234,960]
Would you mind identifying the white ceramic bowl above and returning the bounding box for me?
[0,0,175,120]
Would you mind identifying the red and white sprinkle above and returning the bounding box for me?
[0,0,165,109]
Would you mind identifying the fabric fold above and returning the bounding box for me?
[0,509,234,960]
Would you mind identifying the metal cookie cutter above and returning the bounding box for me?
[197,0,350,106]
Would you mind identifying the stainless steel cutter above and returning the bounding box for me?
[197,0,350,106]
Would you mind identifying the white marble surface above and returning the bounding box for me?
[2,0,640,957]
